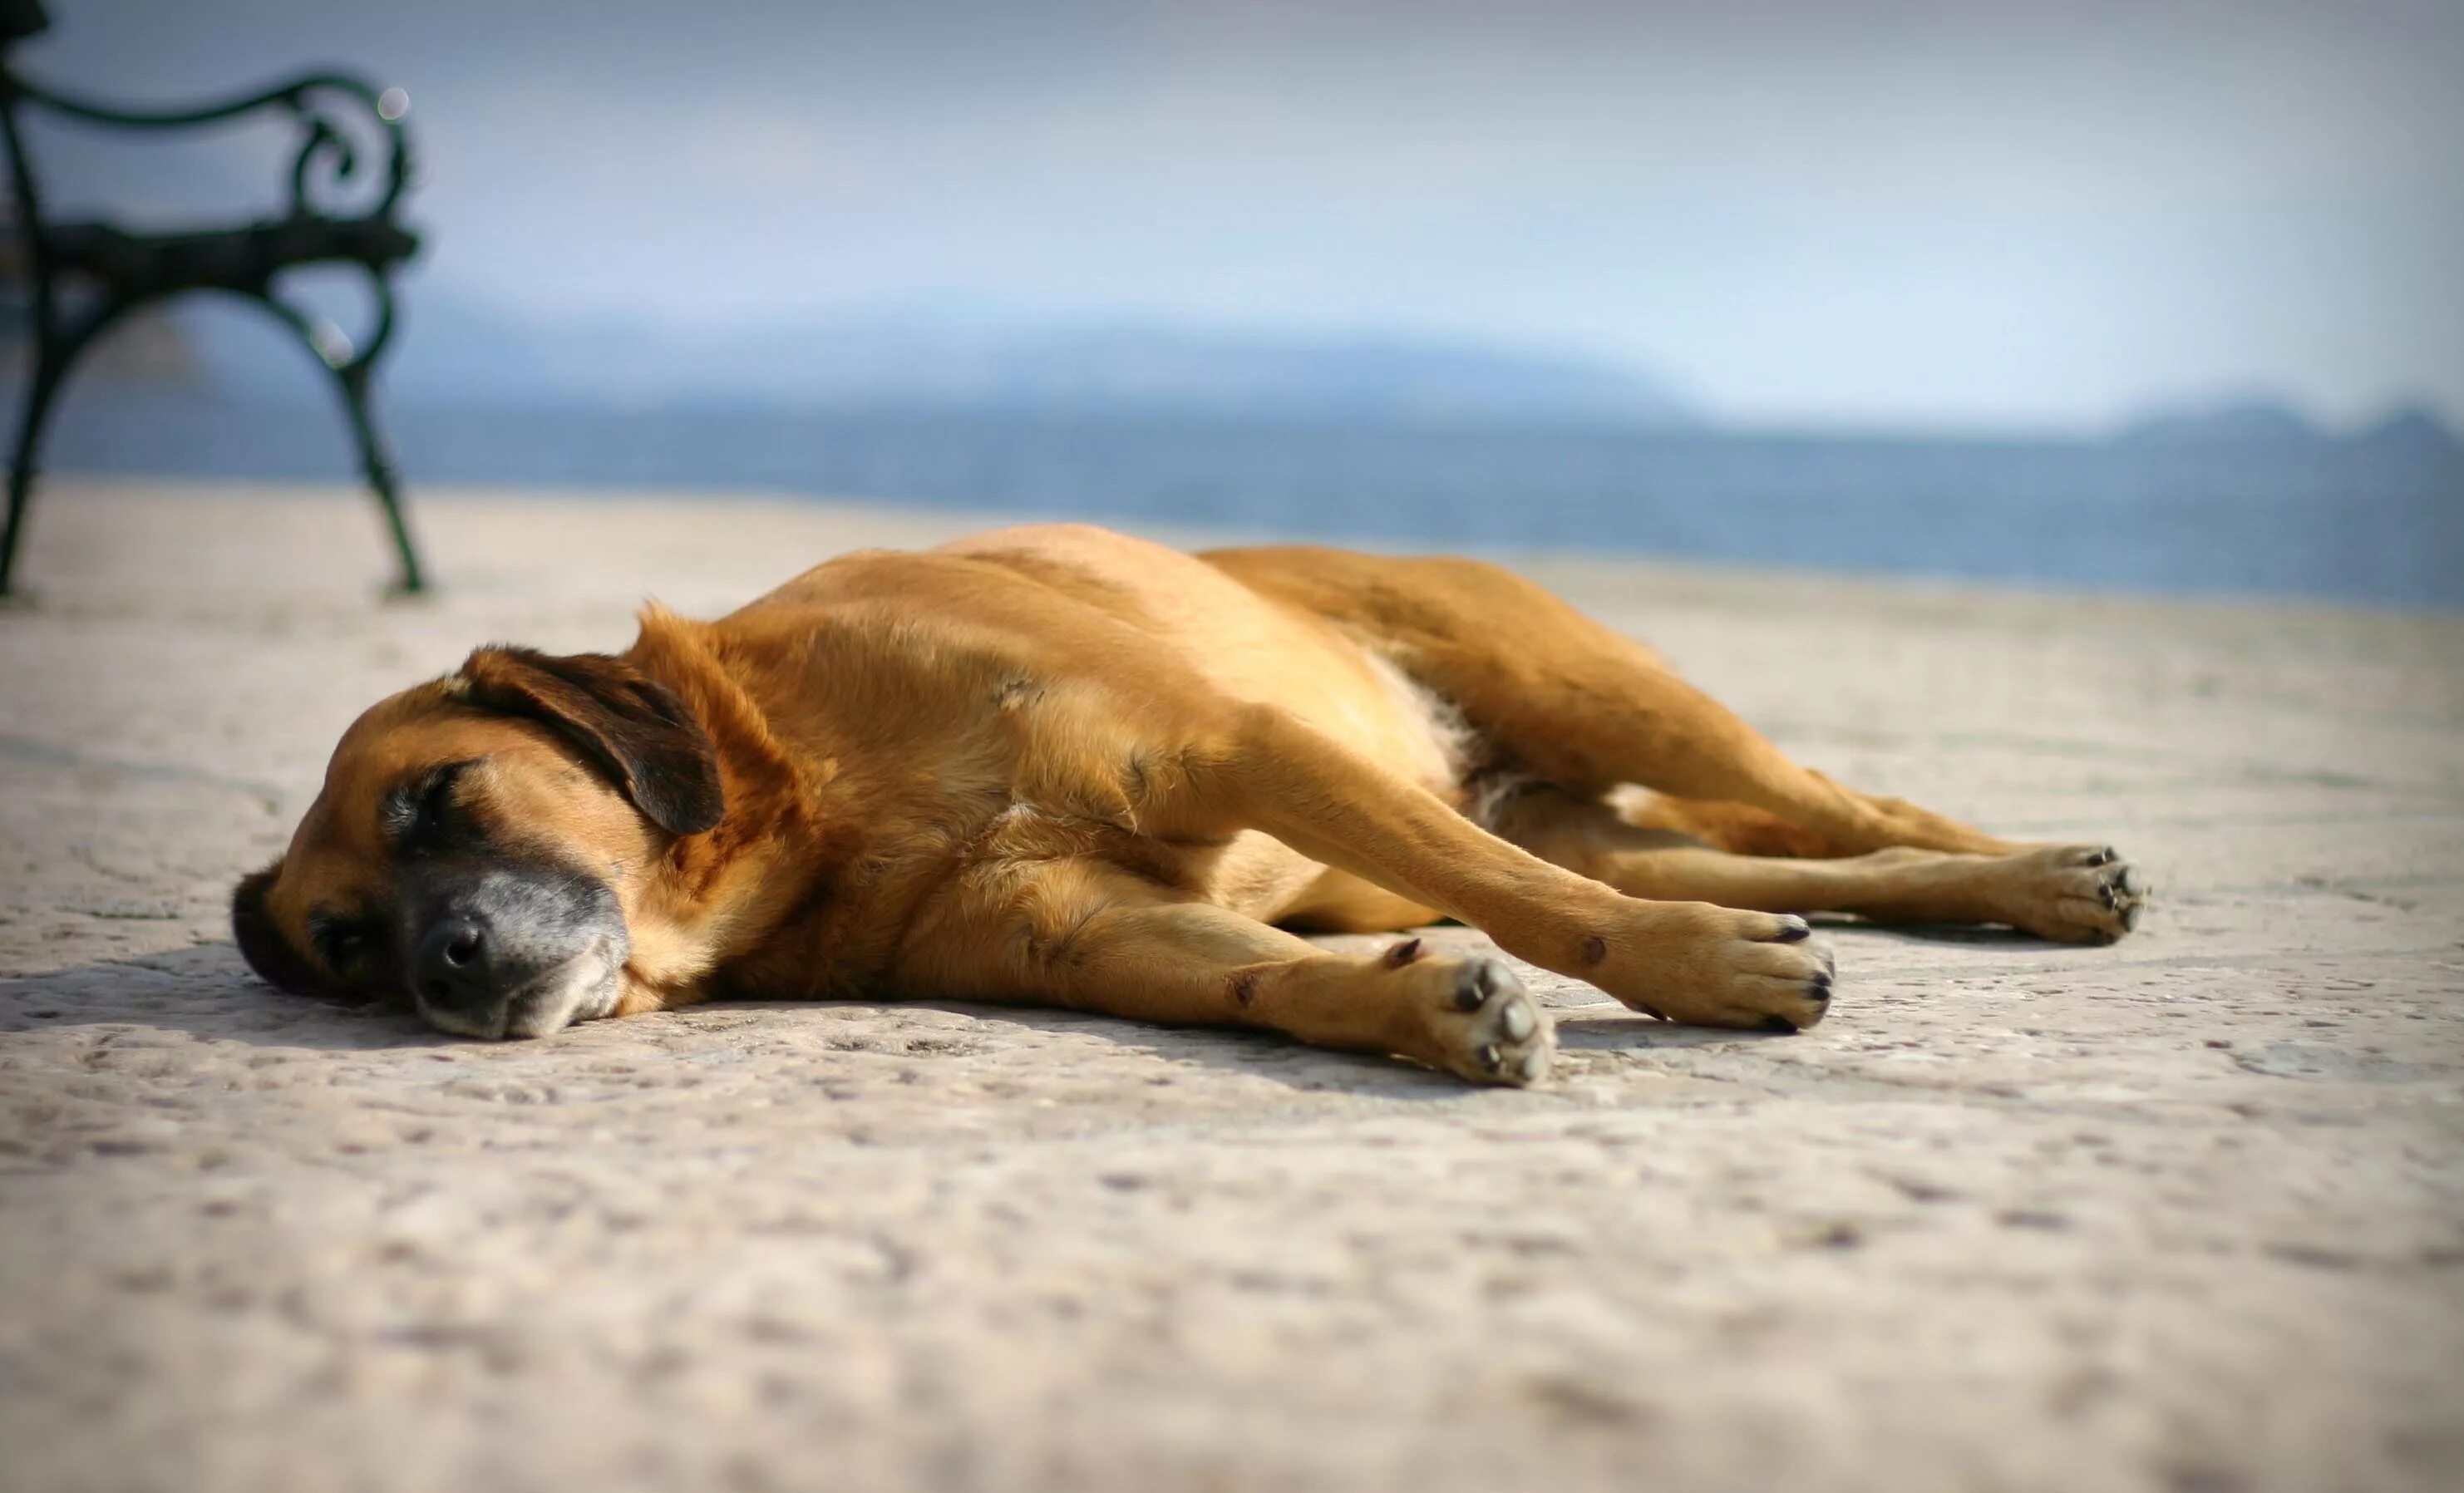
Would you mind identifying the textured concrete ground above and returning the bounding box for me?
[2,481,2460,1493]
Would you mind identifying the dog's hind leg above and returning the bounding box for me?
[898,860,1557,1085]
[1491,786,2146,944]
[1208,546,2023,859]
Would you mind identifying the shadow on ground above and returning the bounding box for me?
[6,941,1784,1096]
[1,904,2107,1112]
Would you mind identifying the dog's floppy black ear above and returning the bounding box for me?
[457,647,725,836]
[231,860,328,995]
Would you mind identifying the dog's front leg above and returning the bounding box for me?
[1169,706,1836,1032]
[896,860,1555,1086]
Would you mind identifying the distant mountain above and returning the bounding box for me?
[2351,404,2464,466]
[2113,394,2323,449]
[166,297,1698,425]
[2114,393,2462,469]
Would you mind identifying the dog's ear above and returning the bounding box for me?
[231,860,328,994]
[456,647,725,836]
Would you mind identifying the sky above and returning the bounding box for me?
[25,0,2464,431]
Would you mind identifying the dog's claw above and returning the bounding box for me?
[1454,970,1489,1011]
[2008,843,2149,944]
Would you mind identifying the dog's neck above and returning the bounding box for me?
[612,607,858,1008]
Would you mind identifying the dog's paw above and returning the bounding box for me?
[1585,904,1836,1032]
[1993,844,2148,944]
[1393,945,1555,1086]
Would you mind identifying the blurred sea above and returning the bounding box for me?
[45,392,2464,608]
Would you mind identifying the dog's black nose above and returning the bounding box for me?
[414,917,498,1009]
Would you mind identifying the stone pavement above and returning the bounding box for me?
[2,481,2460,1493]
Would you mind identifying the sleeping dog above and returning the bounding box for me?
[232,525,2144,1085]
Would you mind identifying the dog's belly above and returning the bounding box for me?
[1200,830,1442,934]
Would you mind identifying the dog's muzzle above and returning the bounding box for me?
[403,861,627,1039]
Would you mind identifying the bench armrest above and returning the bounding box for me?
[1,66,413,219]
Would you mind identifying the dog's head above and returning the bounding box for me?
[232,646,723,1038]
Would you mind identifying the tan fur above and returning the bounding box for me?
[240,525,2146,1086]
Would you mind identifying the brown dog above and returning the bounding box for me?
[232,525,2145,1085]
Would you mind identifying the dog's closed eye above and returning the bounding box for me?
[383,759,478,850]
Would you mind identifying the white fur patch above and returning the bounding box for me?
[1361,650,1477,786]
[1354,649,1548,832]
[1462,769,1545,833]
[1354,648,1538,831]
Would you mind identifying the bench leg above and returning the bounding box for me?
[265,277,430,597]
[331,362,426,594]
[1,338,76,599]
